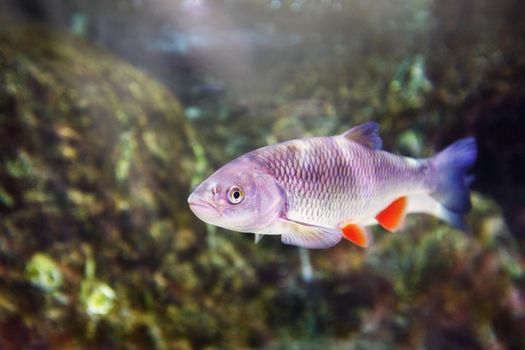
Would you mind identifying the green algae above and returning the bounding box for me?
[0,187,14,207]
[115,131,137,184]
[82,280,116,316]
[6,151,36,179]
[25,253,63,292]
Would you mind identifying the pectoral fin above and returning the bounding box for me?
[341,223,371,247]
[375,196,407,232]
[278,218,342,249]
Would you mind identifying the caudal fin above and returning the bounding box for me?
[431,137,477,216]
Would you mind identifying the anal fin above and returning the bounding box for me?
[375,197,407,232]
[341,223,371,247]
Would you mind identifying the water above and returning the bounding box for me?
[0,0,524,349]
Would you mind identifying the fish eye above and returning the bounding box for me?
[227,186,244,204]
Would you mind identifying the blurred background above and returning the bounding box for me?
[0,0,524,349]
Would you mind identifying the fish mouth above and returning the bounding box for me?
[188,196,221,217]
[189,200,216,211]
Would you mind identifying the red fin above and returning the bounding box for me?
[341,223,370,248]
[375,197,408,232]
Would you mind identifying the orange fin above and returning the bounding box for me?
[375,196,408,232]
[341,223,370,248]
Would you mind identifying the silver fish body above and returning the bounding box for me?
[246,136,435,228]
[188,122,477,249]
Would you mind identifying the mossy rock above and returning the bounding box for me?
[0,23,207,348]
[0,22,198,247]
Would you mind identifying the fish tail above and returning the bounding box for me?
[436,200,468,231]
[430,137,477,226]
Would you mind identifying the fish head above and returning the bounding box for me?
[188,157,284,233]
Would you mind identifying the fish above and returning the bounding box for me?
[187,122,477,249]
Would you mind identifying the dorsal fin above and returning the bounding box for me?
[341,122,382,149]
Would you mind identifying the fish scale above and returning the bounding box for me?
[249,136,433,227]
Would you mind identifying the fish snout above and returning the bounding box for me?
[187,192,222,222]
[187,192,197,205]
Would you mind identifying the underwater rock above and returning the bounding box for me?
[0,22,205,348]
